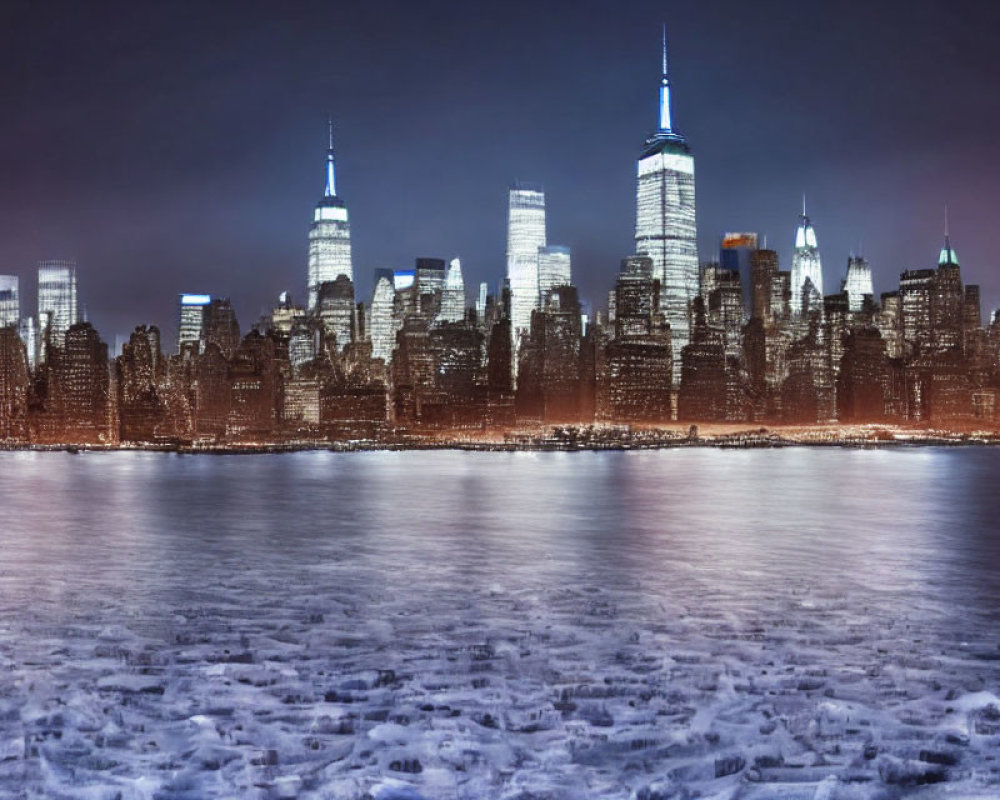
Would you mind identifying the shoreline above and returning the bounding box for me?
[5,424,1000,454]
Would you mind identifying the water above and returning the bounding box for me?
[1,449,1000,799]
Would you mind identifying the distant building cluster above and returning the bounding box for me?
[0,35,997,445]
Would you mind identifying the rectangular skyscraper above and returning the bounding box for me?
[720,233,758,315]
[0,276,19,327]
[506,183,546,374]
[537,245,571,303]
[177,294,212,353]
[37,260,79,349]
[634,29,697,387]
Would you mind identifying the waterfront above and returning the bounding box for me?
[1,449,999,798]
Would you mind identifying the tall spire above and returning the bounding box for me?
[658,24,673,133]
[939,202,959,266]
[324,116,337,198]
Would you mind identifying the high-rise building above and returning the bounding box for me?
[750,249,779,321]
[439,258,466,323]
[307,121,353,310]
[415,258,447,295]
[316,275,356,353]
[177,294,211,353]
[790,202,823,315]
[37,260,79,349]
[719,233,757,314]
[369,274,397,363]
[475,282,488,323]
[635,28,698,384]
[18,317,39,371]
[0,276,19,328]
[506,183,547,364]
[60,321,109,442]
[842,256,874,312]
[203,298,241,359]
[537,245,571,301]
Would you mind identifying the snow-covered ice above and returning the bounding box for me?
[0,448,999,798]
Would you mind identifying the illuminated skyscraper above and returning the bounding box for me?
[369,273,397,363]
[842,256,874,312]
[177,293,211,353]
[37,260,79,349]
[537,245,571,301]
[0,276,19,327]
[506,183,546,366]
[307,121,353,310]
[790,201,823,315]
[475,282,488,321]
[439,258,466,323]
[635,27,697,383]
[316,275,356,352]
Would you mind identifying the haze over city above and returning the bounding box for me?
[2,0,998,345]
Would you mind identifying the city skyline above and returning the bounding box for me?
[0,4,1000,344]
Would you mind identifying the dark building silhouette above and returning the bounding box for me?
[516,286,583,422]
[116,325,166,442]
[203,299,241,360]
[0,327,29,441]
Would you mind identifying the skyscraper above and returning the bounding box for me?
[537,245,572,302]
[369,274,397,363]
[0,276,19,328]
[307,121,353,310]
[790,201,823,315]
[635,27,697,384]
[506,183,546,366]
[842,256,874,312]
[719,233,757,315]
[37,260,79,349]
[177,294,211,353]
[439,258,466,323]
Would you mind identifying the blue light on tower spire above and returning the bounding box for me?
[643,24,688,155]
[324,116,337,198]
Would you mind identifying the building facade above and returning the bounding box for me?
[0,276,19,328]
[506,183,547,370]
[37,260,79,349]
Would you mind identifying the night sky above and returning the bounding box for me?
[1,0,998,348]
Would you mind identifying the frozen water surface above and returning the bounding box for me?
[1,449,1000,799]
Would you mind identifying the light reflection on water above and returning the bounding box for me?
[2,448,998,633]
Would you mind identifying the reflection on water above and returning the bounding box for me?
[1,449,999,797]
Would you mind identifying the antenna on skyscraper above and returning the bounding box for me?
[802,194,807,218]
[662,23,668,79]
[324,116,337,198]
[944,202,950,241]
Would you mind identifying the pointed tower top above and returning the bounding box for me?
[324,118,337,198]
[795,199,818,250]
[939,203,959,267]
[642,24,689,155]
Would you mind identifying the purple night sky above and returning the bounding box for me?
[1,0,997,345]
